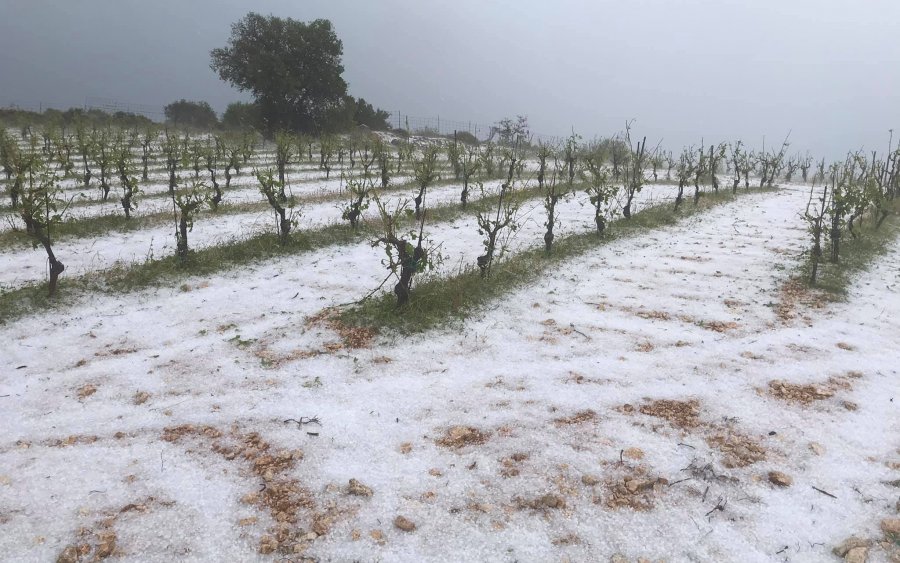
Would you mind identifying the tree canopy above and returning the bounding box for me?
[210,14,348,134]
[164,99,219,129]
[353,98,391,130]
[222,101,262,131]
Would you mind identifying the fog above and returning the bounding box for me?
[1,0,898,158]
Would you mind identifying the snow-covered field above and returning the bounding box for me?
[1,180,898,563]
[0,177,680,290]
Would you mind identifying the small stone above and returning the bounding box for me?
[882,518,900,539]
[623,447,645,460]
[809,442,825,455]
[56,546,79,563]
[428,468,443,477]
[238,517,258,526]
[399,442,412,454]
[581,474,600,486]
[77,384,97,400]
[844,546,868,563]
[833,537,871,557]
[95,531,116,559]
[768,471,793,487]
[369,529,385,544]
[312,514,333,536]
[540,494,566,509]
[842,401,858,411]
[351,529,361,541]
[258,535,278,554]
[624,478,654,493]
[394,515,416,532]
[610,554,629,563]
[132,391,151,405]
[347,478,373,497]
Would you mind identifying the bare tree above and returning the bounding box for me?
[342,175,374,228]
[413,145,439,219]
[115,140,140,219]
[257,169,295,245]
[460,144,481,208]
[729,141,743,193]
[582,149,618,234]
[622,123,648,219]
[804,179,830,285]
[19,157,67,295]
[476,168,520,276]
[173,178,210,260]
[675,146,697,210]
[371,195,438,307]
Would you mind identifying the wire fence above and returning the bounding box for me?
[386,111,566,145]
[83,97,164,119]
[2,101,592,148]
[3,100,572,145]
[1,97,164,119]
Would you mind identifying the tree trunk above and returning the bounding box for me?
[394,244,423,306]
[414,187,425,219]
[32,225,65,296]
[594,209,605,235]
[121,193,132,219]
[168,167,176,195]
[830,221,840,263]
[177,216,189,259]
[210,169,222,208]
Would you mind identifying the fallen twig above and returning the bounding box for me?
[705,496,727,518]
[568,323,591,340]
[284,416,321,428]
[811,486,837,499]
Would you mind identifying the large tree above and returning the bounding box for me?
[353,98,391,130]
[210,14,348,134]
[164,99,219,129]
[222,101,262,131]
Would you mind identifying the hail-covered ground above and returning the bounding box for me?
[0,135,898,563]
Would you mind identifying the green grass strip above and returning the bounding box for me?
[799,200,900,296]
[339,188,773,335]
[0,178,551,323]
[0,170,492,248]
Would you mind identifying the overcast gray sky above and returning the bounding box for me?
[1,0,898,158]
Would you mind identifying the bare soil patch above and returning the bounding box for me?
[638,399,702,429]
[161,424,321,556]
[435,426,490,449]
